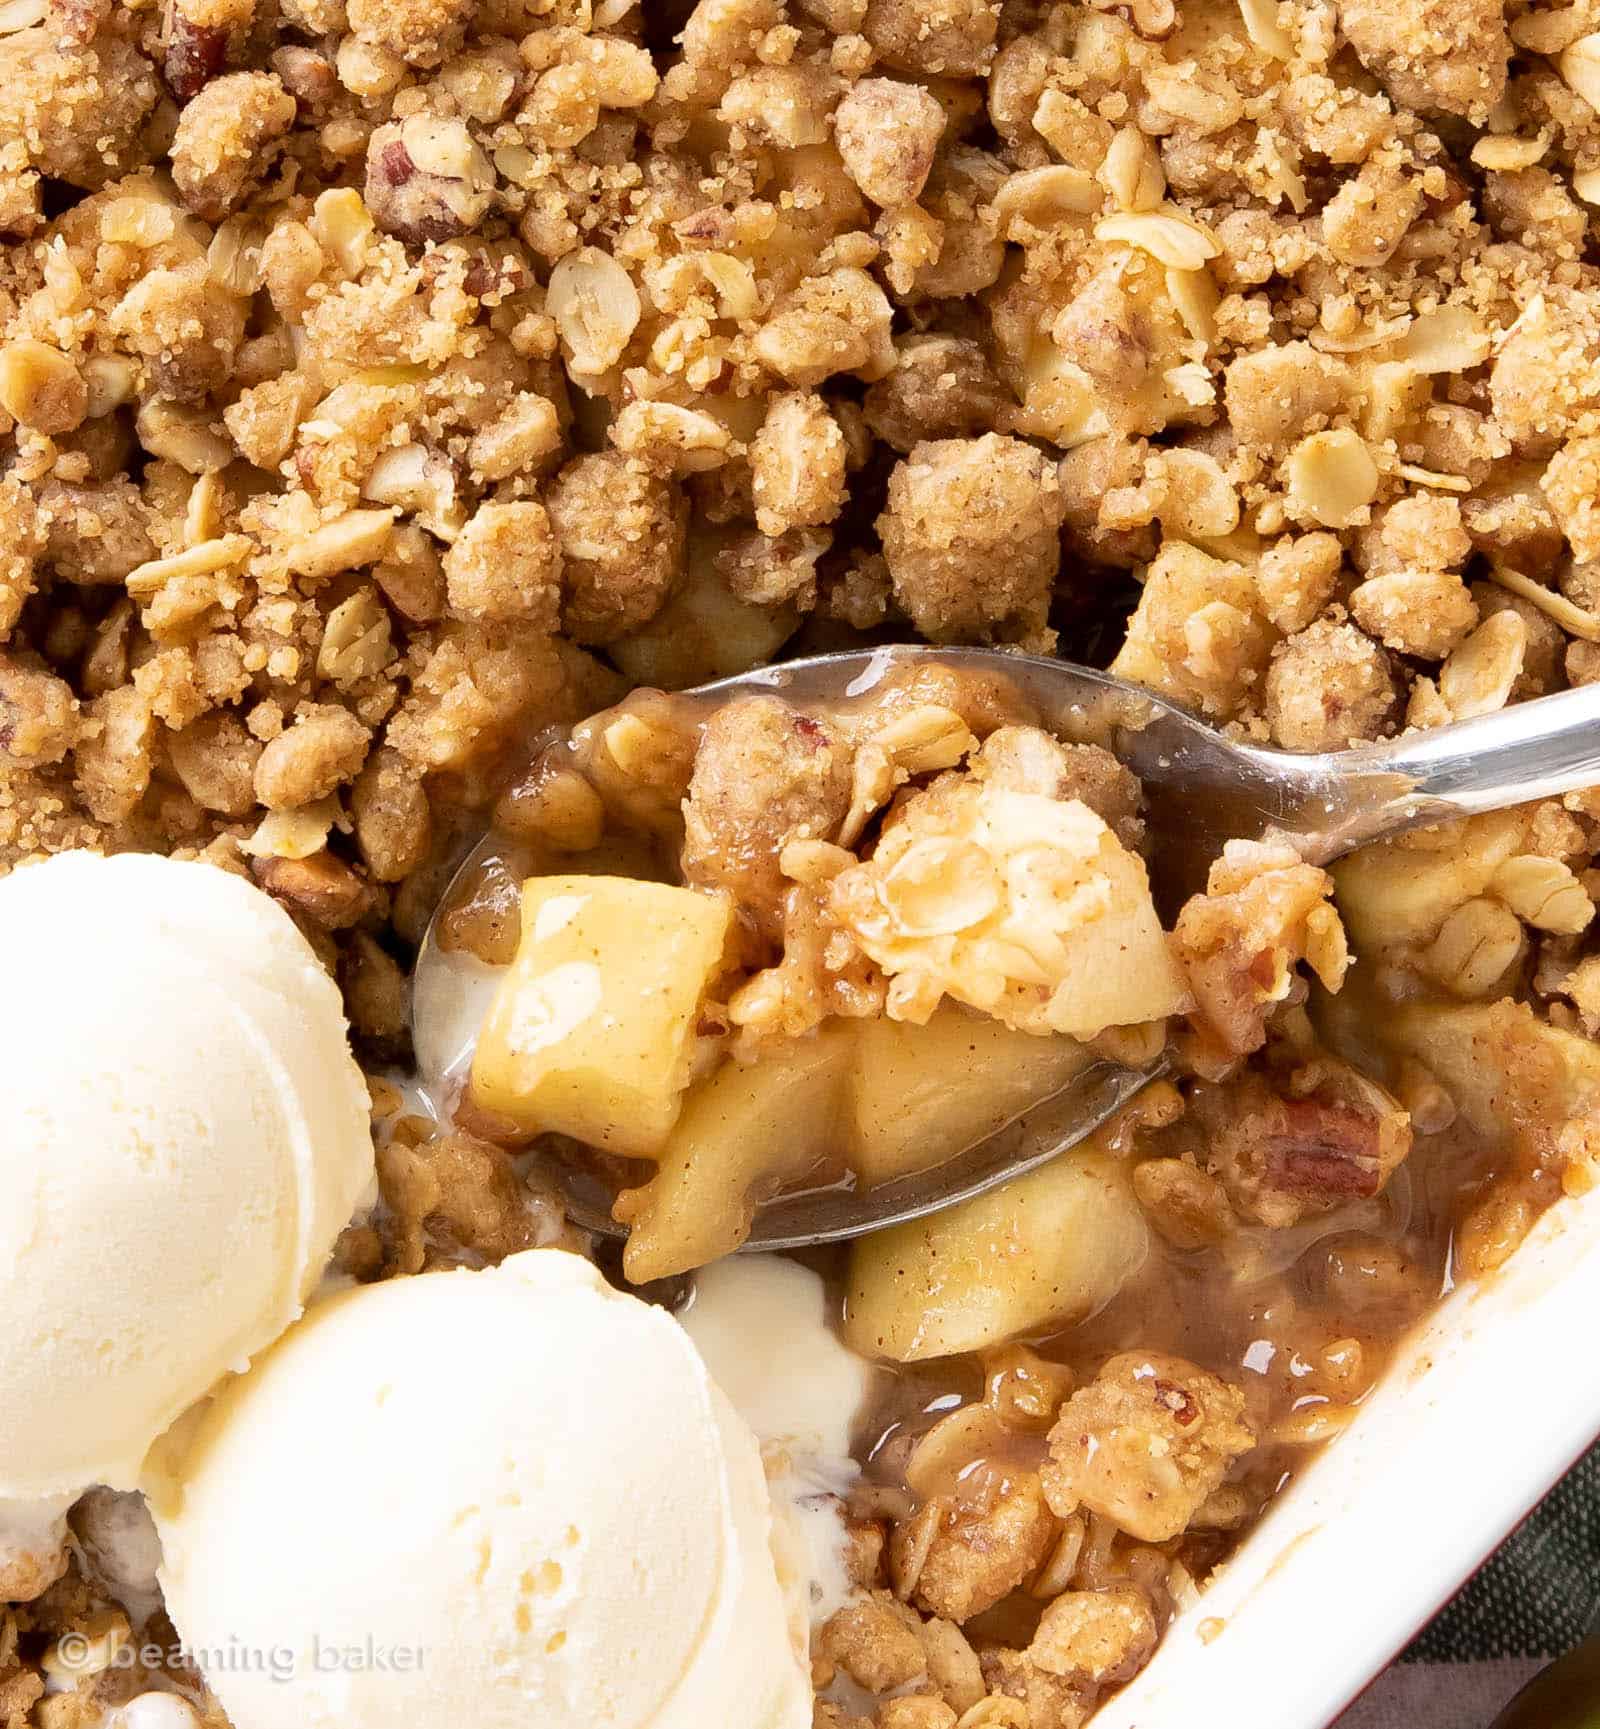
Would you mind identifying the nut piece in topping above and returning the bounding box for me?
[1196,1070,1413,1228]
[1175,838,1349,1055]
[253,703,372,809]
[365,116,495,242]
[833,77,946,207]
[0,340,87,436]
[547,247,642,380]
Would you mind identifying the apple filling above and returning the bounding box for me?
[434,659,1352,1291]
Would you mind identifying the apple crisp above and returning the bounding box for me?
[7,0,1600,1719]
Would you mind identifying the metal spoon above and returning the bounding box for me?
[414,644,1600,1249]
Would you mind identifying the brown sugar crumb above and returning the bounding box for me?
[750,393,849,538]
[1339,0,1509,119]
[979,1646,1092,1729]
[548,454,687,647]
[681,694,854,942]
[878,435,1063,647]
[170,72,297,222]
[819,1591,929,1693]
[894,1472,1058,1623]
[0,0,1577,925]
[0,659,81,765]
[1027,1586,1159,1686]
[347,0,473,68]
[0,1664,43,1729]
[376,1128,556,1274]
[1263,619,1399,751]
[444,502,564,628]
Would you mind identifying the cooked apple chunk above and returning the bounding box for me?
[617,1027,855,1282]
[847,1004,1094,1187]
[1331,808,1531,951]
[827,778,1191,1039]
[844,1137,1150,1361]
[1383,998,1600,1140]
[470,876,732,1157]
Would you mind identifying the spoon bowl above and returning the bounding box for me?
[413,645,1600,1249]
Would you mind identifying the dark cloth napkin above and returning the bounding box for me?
[1334,1443,1600,1727]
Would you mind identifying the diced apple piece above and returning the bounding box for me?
[1332,809,1530,952]
[843,1140,1150,1362]
[1040,826,1191,1037]
[1383,999,1600,1139]
[470,876,731,1157]
[609,553,800,690]
[618,1027,856,1283]
[847,1004,1094,1188]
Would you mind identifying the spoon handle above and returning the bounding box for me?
[1278,683,1600,864]
[1368,681,1600,815]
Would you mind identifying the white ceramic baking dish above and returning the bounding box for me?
[1091,1184,1600,1728]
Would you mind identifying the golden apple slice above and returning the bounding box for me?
[470,876,731,1157]
[1382,998,1600,1138]
[619,1026,856,1283]
[846,1004,1094,1188]
[1331,809,1530,950]
[844,1139,1149,1361]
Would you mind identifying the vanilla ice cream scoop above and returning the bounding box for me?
[681,1257,874,1629]
[149,1250,813,1729]
[0,851,373,1502]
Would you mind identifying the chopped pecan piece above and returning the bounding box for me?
[1196,1070,1412,1228]
[252,850,372,929]
[365,117,494,244]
